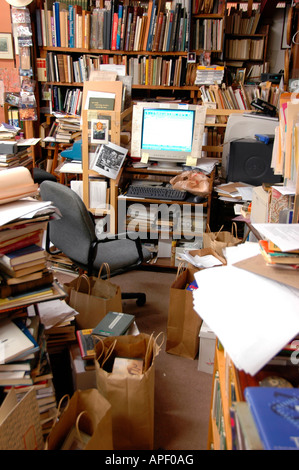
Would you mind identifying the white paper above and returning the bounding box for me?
[0,199,54,227]
[37,299,77,329]
[193,266,299,375]
[179,251,223,268]
[252,223,299,251]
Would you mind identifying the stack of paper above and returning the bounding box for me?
[215,182,253,202]
[193,264,299,375]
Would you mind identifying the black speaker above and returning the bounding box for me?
[227,139,282,186]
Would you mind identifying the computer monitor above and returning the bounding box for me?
[130,102,206,168]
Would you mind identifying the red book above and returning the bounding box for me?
[111,12,119,50]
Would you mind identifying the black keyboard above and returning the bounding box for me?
[125,185,187,201]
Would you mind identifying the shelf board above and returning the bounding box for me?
[42,46,189,56]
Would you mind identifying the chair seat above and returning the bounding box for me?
[92,239,151,275]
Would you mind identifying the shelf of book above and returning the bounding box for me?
[208,336,299,450]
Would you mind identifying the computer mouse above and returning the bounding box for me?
[193,195,204,203]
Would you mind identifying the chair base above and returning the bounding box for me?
[121,292,146,307]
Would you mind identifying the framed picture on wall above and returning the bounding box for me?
[0,33,14,60]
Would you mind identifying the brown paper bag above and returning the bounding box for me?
[45,389,113,450]
[203,223,242,257]
[94,332,163,450]
[0,388,44,450]
[166,265,202,360]
[65,264,122,329]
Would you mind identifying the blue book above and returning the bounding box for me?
[0,245,45,269]
[54,2,61,47]
[68,4,74,48]
[146,0,156,51]
[245,387,299,450]
[116,3,123,50]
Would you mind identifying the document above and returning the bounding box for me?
[193,265,299,376]
[0,199,54,227]
[252,223,299,251]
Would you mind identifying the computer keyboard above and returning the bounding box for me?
[125,185,187,201]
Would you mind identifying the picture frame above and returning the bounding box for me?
[90,119,109,144]
[0,33,14,60]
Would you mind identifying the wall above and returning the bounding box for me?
[0,0,20,122]
[266,7,286,73]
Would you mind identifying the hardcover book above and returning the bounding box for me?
[0,244,46,268]
[92,311,135,337]
[245,386,299,450]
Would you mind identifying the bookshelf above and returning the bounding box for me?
[223,2,269,81]
[208,338,299,450]
[35,0,228,111]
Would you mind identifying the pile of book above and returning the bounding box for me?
[0,123,19,140]
[37,298,77,354]
[0,314,58,437]
[0,216,54,305]
[45,113,81,143]
[76,311,136,370]
[0,139,33,171]
[258,240,299,270]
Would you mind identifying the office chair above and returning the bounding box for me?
[33,168,57,184]
[40,181,150,306]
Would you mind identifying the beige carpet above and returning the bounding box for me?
[56,267,213,451]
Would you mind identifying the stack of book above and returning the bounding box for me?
[76,311,136,370]
[45,113,82,142]
[0,314,58,436]
[258,240,299,270]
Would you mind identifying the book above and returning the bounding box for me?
[0,230,44,256]
[0,370,33,386]
[0,244,46,269]
[245,386,299,450]
[0,268,47,286]
[233,401,263,450]
[0,260,47,279]
[259,240,299,265]
[112,356,143,376]
[0,319,39,364]
[76,328,96,360]
[92,311,135,337]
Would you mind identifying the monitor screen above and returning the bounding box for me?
[141,108,195,155]
[130,102,206,167]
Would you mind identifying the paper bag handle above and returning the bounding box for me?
[176,262,186,279]
[231,222,238,238]
[74,411,93,446]
[98,263,111,279]
[75,274,91,294]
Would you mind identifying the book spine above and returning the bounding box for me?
[54,2,61,47]
[111,11,119,50]
[116,3,123,50]
[68,5,74,48]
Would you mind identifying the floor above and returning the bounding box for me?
[54,267,213,451]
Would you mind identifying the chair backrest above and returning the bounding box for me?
[40,181,97,268]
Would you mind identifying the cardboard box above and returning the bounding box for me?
[198,321,216,374]
[69,343,96,391]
